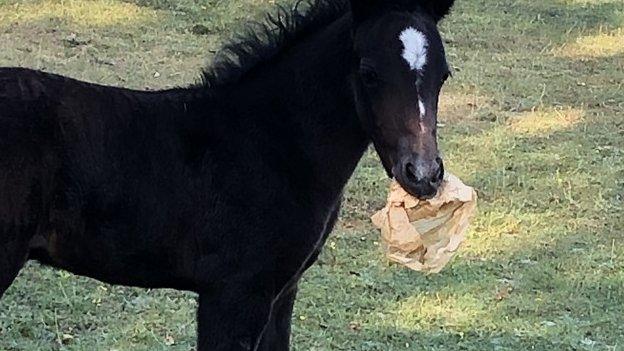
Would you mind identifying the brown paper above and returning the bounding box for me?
[371,173,477,274]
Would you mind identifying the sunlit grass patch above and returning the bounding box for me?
[555,29,624,58]
[465,210,552,258]
[389,293,495,332]
[437,90,498,129]
[507,108,584,136]
[560,0,624,5]
[0,0,158,28]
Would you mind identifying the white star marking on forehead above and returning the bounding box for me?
[399,27,428,71]
[401,27,429,119]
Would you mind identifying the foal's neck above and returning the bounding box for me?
[229,14,369,202]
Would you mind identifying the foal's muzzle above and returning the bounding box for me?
[396,155,444,199]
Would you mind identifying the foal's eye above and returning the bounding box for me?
[360,67,379,87]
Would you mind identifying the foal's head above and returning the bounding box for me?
[349,0,455,199]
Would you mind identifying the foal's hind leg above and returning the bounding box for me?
[0,234,29,298]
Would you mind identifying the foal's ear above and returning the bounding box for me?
[417,0,456,23]
[349,0,382,22]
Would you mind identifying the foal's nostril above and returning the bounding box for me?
[404,159,441,184]
[399,156,445,198]
[434,157,445,182]
[405,162,418,182]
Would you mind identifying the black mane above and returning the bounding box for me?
[200,0,349,89]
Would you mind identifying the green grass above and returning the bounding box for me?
[0,0,623,350]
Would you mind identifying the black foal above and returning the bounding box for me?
[0,0,456,349]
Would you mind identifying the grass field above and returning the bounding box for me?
[0,0,623,350]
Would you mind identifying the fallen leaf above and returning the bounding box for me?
[495,285,513,301]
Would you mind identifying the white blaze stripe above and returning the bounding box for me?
[399,27,428,71]
[401,27,429,120]
[418,99,426,117]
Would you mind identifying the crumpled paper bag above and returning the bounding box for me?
[371,173,477,274]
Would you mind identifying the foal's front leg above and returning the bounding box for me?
[256,286,298,351]
[0,233,29,298]
[197,281,274,351]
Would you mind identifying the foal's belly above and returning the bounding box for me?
[29,193,341,294]
[29,227,200,291]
